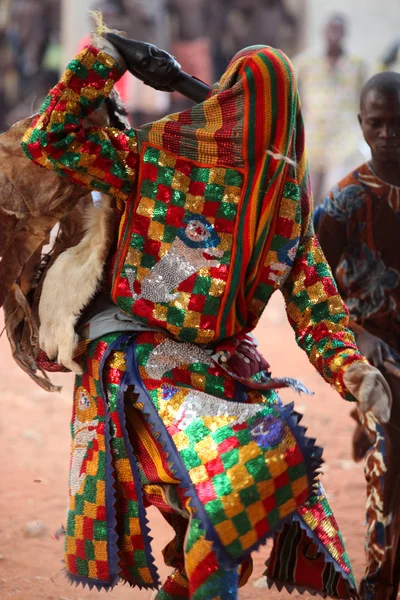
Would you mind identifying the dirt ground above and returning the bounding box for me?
[0,293,370,600]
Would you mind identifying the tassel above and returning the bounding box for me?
[89,10,111,37]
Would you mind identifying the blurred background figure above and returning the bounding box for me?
[123,0,171,124]
[294,14,367,204]
[0,0,61,131]
[380,37,400,72]
[210,0,306,79]
[168,0,212,112]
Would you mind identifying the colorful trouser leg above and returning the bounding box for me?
[355,368,400,600]
[67,334,356,597]
[128,402,246,600]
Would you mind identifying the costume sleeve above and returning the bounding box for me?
[21,45,138,201]
[279,131,365,400]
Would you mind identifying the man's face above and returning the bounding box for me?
[359,89,400,163]
[325,19,345,50]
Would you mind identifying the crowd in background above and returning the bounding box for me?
[0,0,399,203]
[0,0,306,131]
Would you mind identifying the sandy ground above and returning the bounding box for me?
[0,293,370,600]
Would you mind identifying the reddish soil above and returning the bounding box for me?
[0,294,368,599]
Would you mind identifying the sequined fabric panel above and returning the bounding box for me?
[114,146,244,343]
[22,47,138,200]
[67,340,112,584]
[135,332,310,562]
[297,488,354,582]
[67,337,157,588]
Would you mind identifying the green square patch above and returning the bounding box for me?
[235,427,251,447]
[141,254,157,269]
[232,511,252,536]
[212,426,234,445]
[288,462,307,482]
[92,61,111,79]
[74,494,84,515]
[192,276,211,295]
[126,499,139,519]
[144,147,160,164]
[84,540,95,561]
[311,302,331,322]
[180,448,202,469]
[133,549,147,568]
[130,232,145,251]
[93,520,108,541]
[204,499,227,525]
[293,289,311,313]
[275,484,292,507]
[181,328,198,343]
[171,189,187,207]
[221,448,239,470]
[245,455,270,482]
[76,557,89,577]
[117,296,134,316]
[191,167,210,182]
[267,507,281,529]
[212,473,232,497]
[157,166,173,186]
[239,484,260,507]
[217,202,236,220]
[225,169,243,187]
[203,295,220,314]
[153,200,168,222]
[163,225,177,244]
[140,180,158,199]
[185,421,209,443]
[167,305,185,327]
[205,183,224,202]
[225,539,243,559]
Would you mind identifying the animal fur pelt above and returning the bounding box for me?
[0,88,129,389]
[38,195,115,372]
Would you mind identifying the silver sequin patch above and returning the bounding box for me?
[127,218,223,304]
[146,338,214,380]
[175,389,265,430]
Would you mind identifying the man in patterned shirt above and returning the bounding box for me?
[316,71,400,600]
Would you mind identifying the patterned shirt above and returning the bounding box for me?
[316,162,400,352]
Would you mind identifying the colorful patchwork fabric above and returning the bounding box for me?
[112,147,243,343]
[266,511,357,598]
[67,334,158,590]
[64,331,357,597]
[21,44,365,400]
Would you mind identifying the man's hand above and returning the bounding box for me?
[355,330,395,368]
[343,362,392,423]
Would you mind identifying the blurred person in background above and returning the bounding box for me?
[315,71,400,600]
[294,14,367,205]
[123,0,171,124]
[168,0,213,112]
[380,38,400,72]
[1,0,61,130]
[210,0,305,80]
